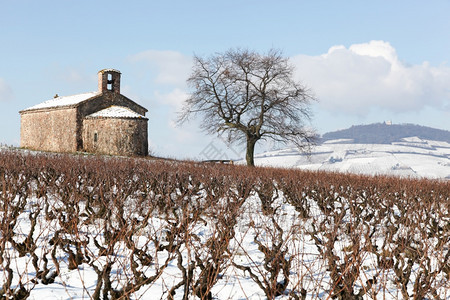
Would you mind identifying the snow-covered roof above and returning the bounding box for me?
[21,92,101,112]
[98,68,121,74]
[85,105,146,119]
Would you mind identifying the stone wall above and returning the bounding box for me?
[82,117,148,156]
[20,108,78,153]
[78,93,147,118]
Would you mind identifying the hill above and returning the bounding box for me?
[250,123,450,179]
[321,122,450,144]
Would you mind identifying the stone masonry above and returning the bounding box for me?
[83,117,148,156]
[20,107,78,153]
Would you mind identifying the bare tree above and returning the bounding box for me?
[178,48,316,166]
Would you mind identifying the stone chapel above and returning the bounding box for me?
[19,69,148,156]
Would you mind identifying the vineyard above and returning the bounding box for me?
[1,149,449,299]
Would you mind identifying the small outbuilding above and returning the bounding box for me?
[19,69,149,156]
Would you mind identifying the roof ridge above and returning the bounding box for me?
[21,91,101,112]
[85,105,146,119]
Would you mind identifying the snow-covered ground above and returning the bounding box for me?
[4,190,449,299]
[1,140,449,299]
[250,137,450,179]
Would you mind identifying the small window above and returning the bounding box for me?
[107,73,113,90]
[94,132,98,143]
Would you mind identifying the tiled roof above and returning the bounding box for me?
[21,92,100,111]
[85,105,146,119]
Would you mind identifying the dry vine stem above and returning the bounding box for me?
[0,149,449,299]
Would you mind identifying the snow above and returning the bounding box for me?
[85,105,145,119]
[3,187,447,299]
[248,138,450,179]
[98,68,121,74]
[1,149,449,298]
[323,138,354,144]
[21,92,100,111]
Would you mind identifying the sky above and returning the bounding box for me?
[1,0,449,160]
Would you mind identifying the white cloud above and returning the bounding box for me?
[292,40,450,116]
[129,50,192,87]
[0,78,13,102]
[349,40,399,64]
[154,88,189,111]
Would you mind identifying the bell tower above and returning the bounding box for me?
[98,69,121,94]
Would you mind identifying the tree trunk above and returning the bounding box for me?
[246,137,257,166]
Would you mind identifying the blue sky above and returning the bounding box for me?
[1,0,449,160]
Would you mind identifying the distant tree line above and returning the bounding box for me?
[321,122,450,144]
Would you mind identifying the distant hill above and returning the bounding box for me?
[240,123,450,179]
[321,123,450,144]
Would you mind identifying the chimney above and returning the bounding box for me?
[98,69,121,94]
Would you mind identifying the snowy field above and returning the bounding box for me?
[1,147,449,299]
[4,188,449,299]
[250,137,450,180]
